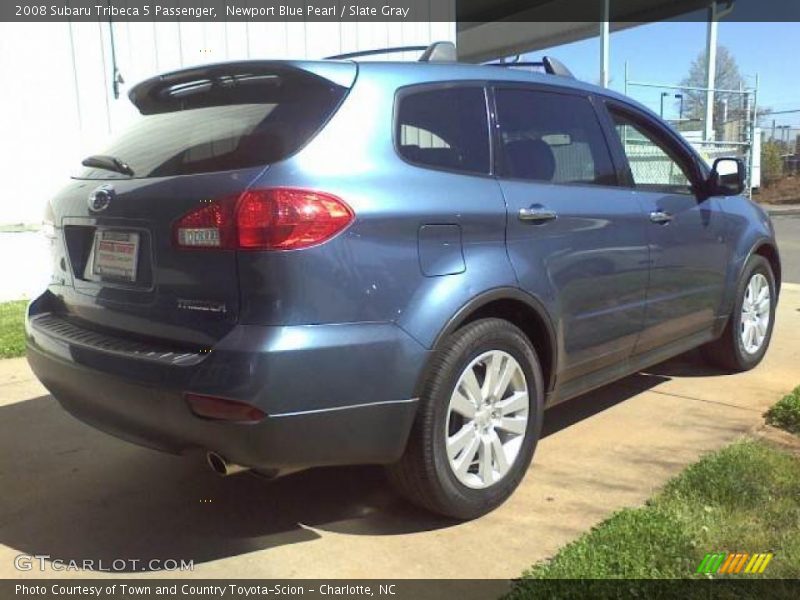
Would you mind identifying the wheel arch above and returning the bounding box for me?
[721,237,782,317]
[752,241,781,296]
[424,287,558,395]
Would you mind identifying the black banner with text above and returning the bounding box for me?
[3,0,800,22]
[5,579,800,600]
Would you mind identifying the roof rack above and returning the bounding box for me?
[325,41,457,63]
[487,56,575,79]
[418,41,457,62]
[324,42,573,78]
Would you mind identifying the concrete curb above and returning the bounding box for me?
[765,205,800,217]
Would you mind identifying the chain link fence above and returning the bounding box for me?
[622,137,694,187]
[624,68,759,195]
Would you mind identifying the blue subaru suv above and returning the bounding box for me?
[26,43,780,519]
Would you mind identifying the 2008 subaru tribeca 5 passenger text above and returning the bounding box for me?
[26,43,781,519]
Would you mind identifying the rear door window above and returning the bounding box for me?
[79,69,347,179]
[396,86,490,175]
[494,88,617,186]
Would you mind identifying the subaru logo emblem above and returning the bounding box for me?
[88,185,114,213]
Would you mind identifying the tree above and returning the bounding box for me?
[680,46,746,136]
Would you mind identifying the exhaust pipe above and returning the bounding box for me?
[206,451,249,476]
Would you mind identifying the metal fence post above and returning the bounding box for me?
[749,74,759,196]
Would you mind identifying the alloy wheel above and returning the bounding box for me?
[445,350,529,489]
[740,273,771,354]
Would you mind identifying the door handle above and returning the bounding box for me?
[649,210,673,224]
[519,206,557,223]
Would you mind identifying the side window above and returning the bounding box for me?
[396,86,490,175]
[494,88,616,186]
[609,109,694,194]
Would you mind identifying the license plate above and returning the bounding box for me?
[91,230,140,282]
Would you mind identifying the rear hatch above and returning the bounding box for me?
[45,61,354,347]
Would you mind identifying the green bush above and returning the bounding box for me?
[765,386,800,434]
[761,140,784,187]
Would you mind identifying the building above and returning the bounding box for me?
[0,19,455,224]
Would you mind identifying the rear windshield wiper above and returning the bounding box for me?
[81,154,135,177]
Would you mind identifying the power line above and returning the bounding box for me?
[764,108,800,115]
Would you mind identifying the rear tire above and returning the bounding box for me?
[701,255,776,372]
[387,318,544,520]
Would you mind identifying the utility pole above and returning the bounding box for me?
[704,2,718,141]
[703,1,735,142]
[624,61,628,97]
[600,0,610,88]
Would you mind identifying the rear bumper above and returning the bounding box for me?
[25,294,425,471]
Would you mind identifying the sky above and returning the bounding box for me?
[526,21,800,129]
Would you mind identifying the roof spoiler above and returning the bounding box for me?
[128,60,356,114]
[325,41,457,62]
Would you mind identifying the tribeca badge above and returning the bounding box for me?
[696,552,773,575]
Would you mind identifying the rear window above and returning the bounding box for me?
[396,86,490,175]
[494,88,617,186]
[79,70,346,179]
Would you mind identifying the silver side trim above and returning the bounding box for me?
[270,398,419,418]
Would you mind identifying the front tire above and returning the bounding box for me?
[387,318,544,519]
[701,255,776,371]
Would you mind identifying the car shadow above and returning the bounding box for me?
[540,350,733,442]
[541,370,670,438]
[642,348,732,378]
[0,355,692,572]
[0,394,455,572]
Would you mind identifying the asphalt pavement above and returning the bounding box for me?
[774,214,800,284]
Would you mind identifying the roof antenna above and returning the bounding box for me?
[418,41,457,63]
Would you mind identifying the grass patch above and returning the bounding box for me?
[765,386,800,434]
[0,300,28,358]
[511,439,800,586]
[0,222,40,233]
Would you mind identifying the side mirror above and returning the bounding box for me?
[708,157,745,196]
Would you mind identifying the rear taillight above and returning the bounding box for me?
[173,188,354,251]
[185,393,266,423]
